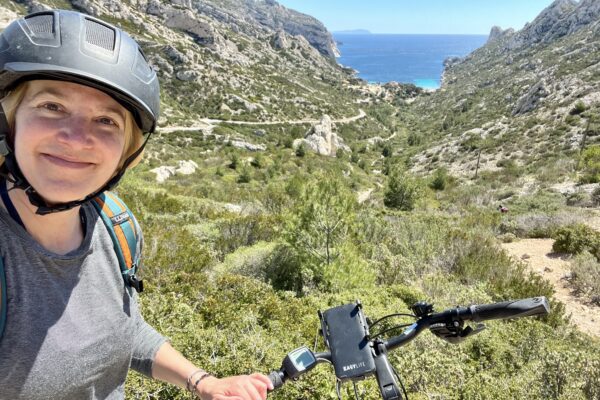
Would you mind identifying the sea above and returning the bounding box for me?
[333,33,488,89]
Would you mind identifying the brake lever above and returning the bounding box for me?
[429,321,486,344]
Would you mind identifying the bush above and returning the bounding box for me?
[295,144,305,157]
[552,223,600,259]
[429,168,448,191]
[592,186,600,207]
[228,154,238,170]
[250,154,263,168]
[382,143,393,158]
[565,191,589,207]
[569,251,600,302]
[579,145,600,183]
[383,170,423,211]
[237,167,252,183]
[570,100,587,115]
[407,132,422,146]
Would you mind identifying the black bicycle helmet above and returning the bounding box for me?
[0,9,160,214]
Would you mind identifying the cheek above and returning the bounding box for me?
[102,133,126,171]
[12,119,44,160]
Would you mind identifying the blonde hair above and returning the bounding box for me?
[0,80,145,171]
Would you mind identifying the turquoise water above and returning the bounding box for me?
[334,34,488,89]
[413,79,440,90]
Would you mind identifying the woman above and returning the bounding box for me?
[0,9,272,400]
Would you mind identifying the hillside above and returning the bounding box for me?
[1,1,600,399]
[405,0,600,183]
[1,0,360,125]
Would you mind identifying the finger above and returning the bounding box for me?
[249,373,272,397]
[242,380,262,400]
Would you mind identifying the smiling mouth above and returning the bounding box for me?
[41,153,94,169]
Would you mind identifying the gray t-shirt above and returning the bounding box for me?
[0,203,166,399]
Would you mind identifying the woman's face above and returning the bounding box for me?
[13,80,126,204]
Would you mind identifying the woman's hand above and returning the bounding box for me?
[195,374,273,400]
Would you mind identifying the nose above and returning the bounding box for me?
[55,115,94,149]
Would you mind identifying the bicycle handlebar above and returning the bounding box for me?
[268,296,550,399]
[468,297,550,321]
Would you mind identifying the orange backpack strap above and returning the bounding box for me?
[91,191,143,293]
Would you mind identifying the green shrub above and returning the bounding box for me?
[382,143,393,158]
[215,214,277,259]
[250,154,263,168]
[237,167,252,183]
[229,154,239,170]
[263,243,305,293]
[283,173,359,292]
[295,144,306,157]
[579,145,600,183]
[552,223,600,259]
[383,170,423,211]
[570,100,587,115]
[592,186,600,207]
[429,168,448,191]
[569,251,600,303]
[142,222,212,295]
[407,132,422,146]
[565,191,589,207]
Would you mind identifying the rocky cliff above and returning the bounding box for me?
[409,0,600,176]
[1,0,351,126]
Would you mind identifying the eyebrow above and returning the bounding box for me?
[28,87,127,120]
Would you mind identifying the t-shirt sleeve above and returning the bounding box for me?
[130,311,168,377]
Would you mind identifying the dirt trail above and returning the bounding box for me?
[501,239,600,337]
[160,109,366,133]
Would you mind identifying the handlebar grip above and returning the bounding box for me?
[469,297,550,322]
[268,371,284,391]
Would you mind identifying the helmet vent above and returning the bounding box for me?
[84,19,116,51]
[24,14,54,35]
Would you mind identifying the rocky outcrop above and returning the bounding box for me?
[512,80,549,115]
[230,140,266,152]
[190,0,338,58]
[518,0,577,46]
[293,115,351,157]
[150,160,199,183]
[486,26,515,44]
[487,26,504,43]
[491,0,600,50]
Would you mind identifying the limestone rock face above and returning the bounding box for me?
[512,80,549,115]
[486,26,515,44]
[504,0,600,48]
[271,30,290,50]
[151,160,199,183]
[293,115,350,157]
[487,26,504,43]
[230,140,266,152]
[518,0,577,46]
[190,0,338,58]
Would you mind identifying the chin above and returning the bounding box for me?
[33,182,100,205]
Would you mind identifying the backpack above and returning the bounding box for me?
[0,191,143,341]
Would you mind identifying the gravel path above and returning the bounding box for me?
[501,238,600,337]
[159,109,366,133]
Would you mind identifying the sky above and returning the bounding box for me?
[276,0,557,35]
